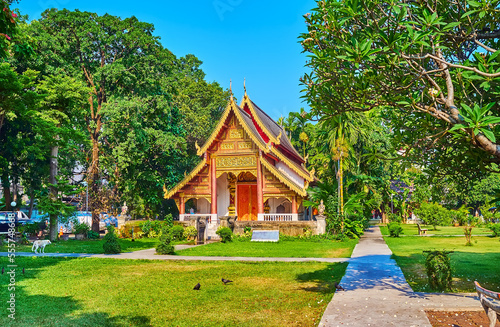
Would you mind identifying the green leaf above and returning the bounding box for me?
[481,129,496,143]
[449,124,467,132]
[488,50,500,63]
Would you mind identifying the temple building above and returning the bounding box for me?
[163,88,315,224]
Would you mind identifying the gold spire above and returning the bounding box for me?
[244,78,247,96]
[230,79,233,101]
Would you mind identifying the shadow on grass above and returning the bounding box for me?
[295,262,348,293]
[0,257,152,327]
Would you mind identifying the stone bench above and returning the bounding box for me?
[417,223,428,236]
[475,281,500,327]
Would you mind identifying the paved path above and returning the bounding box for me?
[319,226,480,327]
[0,245,349,263]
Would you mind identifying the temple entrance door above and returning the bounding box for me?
[237,184,257,221]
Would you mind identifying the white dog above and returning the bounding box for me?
[32,240,51,253]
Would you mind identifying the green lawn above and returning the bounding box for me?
[2,238,161,254]
[380,224,492,236]
[384,235,500,292]
[177,238,358,258]
[0,257,347,327]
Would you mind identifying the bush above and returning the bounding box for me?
[23,222,41,235]
[424,250,453,291]
[388,222,403,237]
[488,223,500,237]
[388,213,402,223]
[156,226,175,255]
[415,202,450,229]
[243,226,252,234]
[87,230,100,239]
[172,225,185,241]
[73,221,90,235]
[139,220,169,238]
[343,218,364,239]
[216,226,233,243]
[103,226,121,254]
[183,226,197,240]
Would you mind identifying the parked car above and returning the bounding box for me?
[0,211,34,235]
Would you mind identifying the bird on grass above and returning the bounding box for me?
[193,283,201,290]
[334,282,345,291]
[221,278,233,285]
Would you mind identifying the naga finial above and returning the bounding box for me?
[276,130,282,144]
[195,140,201,153]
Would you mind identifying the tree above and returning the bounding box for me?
[0,0,17,58]
[415,202,450,229]
[35,73,89,240]
[301,0,500,177]
[28,9,175,231]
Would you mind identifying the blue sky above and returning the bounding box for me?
[15,0,315,121]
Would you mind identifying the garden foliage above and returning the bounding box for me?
[388,222,403,237]
[216,226,233,243]
[423,250,453,291]
[103,226,121,254]
[156,227,175,255]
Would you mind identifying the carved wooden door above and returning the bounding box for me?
[237,184,257,221]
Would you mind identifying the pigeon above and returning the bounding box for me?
[193,283,201,290]
[334,282,345,291]
[221,278,233,285]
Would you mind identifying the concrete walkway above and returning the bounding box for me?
[319,226,480,327]
[0,244,349,263]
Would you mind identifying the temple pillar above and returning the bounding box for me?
[179,196,185,214]
[292,195,297,214]
[256,156,264,214]
[211,156,217,214]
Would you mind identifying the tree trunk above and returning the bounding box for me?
[90,135,100,233]
[28,189,34,218]
[2,177,11,211]
[49,144,58,241]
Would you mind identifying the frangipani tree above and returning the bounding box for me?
[301,0,500,177]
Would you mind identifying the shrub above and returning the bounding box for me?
[23,222,41,235]
[73,221,90,235]
[343,218,364,239]
[415,202,450,229]
[216,226,233,243]
[183,226,197,240]
[139,220,169,238]
[388,222,403,237]
[156,226,174,255]
[243,226,252,234]
[103,226,121,254]
[388,213,402,223]
[424,250,453,291]
[87,230,100,239]
[488,223,500,237]
[172,225,185,241]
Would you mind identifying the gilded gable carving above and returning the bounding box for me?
[229,129,244,139]
[220,142,235,150]
[216,156,256,168]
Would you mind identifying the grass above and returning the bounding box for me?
[176,238,358,258]
[379,224,492,236]
[1,237,162,254]
[0,257,347,327]
[384,235,500,292]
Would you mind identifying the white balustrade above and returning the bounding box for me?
[179,213,218,224]
[257,213,299,221]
